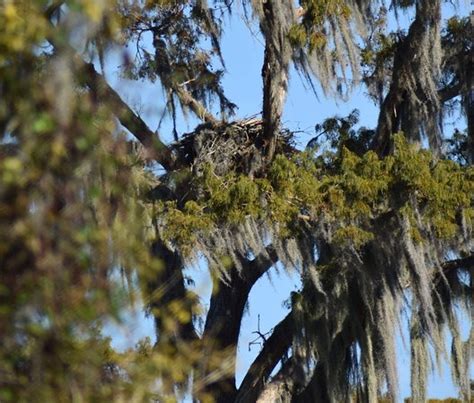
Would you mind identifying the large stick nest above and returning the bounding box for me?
[172,118,296,177]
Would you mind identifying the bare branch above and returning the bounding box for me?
[236,312,293,403]
[440,254,474,273]
[174,86,218,124]
[439,81,463,103]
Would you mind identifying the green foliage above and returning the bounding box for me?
[157,133,473,254]
[289,0,352,51]
[0,2,190,401]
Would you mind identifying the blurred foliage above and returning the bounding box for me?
[0,1,196,401]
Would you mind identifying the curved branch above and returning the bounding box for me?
[198,247,279,402]
[241,245,278,284]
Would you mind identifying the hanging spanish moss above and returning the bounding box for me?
[131,2,471,400]
[149,116,473,401]
[280,0,377,97]
[373,0,444,155]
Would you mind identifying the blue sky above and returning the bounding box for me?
[104,2,472,400]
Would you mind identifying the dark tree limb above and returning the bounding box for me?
[149,240,198,345]
[439,81,463,103]
[439,254,474,274]
[241,246,278,285]
[79,59,177,171]
[198,247,279,403]
[235,312,294,403]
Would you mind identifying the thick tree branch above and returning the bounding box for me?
[79,59,177,170]
[439,81,463,103]
[440,254,474,274]
[198,248,279,402]
[256,356,302,403]
[403,254,474,289]
[235,312,294,403]
[257,1,294,161]
[149,240,198,345]
[241,245,278,285]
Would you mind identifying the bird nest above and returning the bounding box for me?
[172,118,296,177]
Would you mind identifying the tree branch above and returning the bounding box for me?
[439,81,463,103]
[79,59,177,171]
[198,248,279,402]
[235,312,294,403]
[440,254,474,274]
[255,356,299,403]
[149,240,198,345]
[174,86,218,125]
[241,245,278,285]
[257,1,294,161]
[45,6,177,171]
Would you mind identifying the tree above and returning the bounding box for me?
[0,1,472,402]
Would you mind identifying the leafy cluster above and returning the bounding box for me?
[156,134,473,259]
